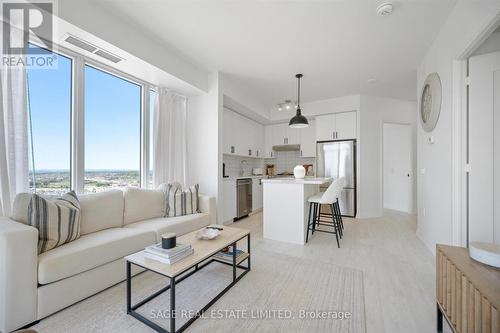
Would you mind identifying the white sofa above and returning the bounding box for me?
[0,188,216,332]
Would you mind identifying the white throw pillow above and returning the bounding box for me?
[28,191,81,254]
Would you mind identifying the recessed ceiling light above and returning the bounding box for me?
[278,106,282,111]
[367,78,378,84]
[286,105,290,110]
[376,2,393,16]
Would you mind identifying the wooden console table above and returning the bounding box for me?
[436,244,500,333]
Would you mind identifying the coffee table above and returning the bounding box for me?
[125,225,251,333]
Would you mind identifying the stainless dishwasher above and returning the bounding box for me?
[236,178,252,219]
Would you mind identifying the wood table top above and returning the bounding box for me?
[126,225,250,278]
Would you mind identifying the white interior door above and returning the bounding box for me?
[469,51,500,244]
[383,123,412,213]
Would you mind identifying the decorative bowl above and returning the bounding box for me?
[196,228,221,240]
[469,242,500,268]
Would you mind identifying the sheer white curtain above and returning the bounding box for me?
[153,88,187,187]
[0,65,29,216]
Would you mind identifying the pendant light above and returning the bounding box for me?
[289,73,309,128]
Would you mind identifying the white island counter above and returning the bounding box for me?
[261,177,331,244]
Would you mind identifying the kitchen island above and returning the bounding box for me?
[261,177,331,244]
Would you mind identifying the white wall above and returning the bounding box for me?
[358,96,417,218]
[187,72,223,223]
[416,1,500,254]
[223,74,271,121]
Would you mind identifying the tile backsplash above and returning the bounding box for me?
[265,151,315,175]
[223,155,265,177]
[223,151,315,177]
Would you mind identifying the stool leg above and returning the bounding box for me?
[334,202,343,238]
[316,203,321,228]
[331,204,340,248]
[306,202,313,243]
[312,203,318,234]
[336,199,344,230]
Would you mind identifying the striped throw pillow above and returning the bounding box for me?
[28,191,81,254]
[165,184,201,217]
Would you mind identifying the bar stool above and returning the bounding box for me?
[305,178,344,247]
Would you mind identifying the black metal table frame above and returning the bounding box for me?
[126,233,251,333]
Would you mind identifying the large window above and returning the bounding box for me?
[26,45,72,194]
[25,44,153,194]
[84,65,141,193]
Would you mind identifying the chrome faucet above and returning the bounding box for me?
[240,160,248,176]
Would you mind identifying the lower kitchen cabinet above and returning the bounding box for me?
[252,178,263,211]
[223,180,236,223]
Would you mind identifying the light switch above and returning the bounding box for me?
[420,168,426,175]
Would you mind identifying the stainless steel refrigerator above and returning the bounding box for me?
[316,140,356,217]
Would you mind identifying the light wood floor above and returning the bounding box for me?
[233,209,440,333]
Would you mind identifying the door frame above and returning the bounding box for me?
[382,122,414,214]
[452,17,500,247]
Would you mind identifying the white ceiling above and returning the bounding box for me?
[93,0,456,107]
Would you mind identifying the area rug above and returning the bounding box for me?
[32,250,366,333]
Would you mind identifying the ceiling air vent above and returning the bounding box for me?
[94,49,122,63]
[64,35,97,53]
[63,34,124,64]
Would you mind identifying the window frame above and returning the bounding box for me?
[28,40,157,194]
[26,43,75,193]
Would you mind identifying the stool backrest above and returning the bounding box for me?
[321,177,344,204]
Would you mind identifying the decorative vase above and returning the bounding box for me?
[293,165,306,179]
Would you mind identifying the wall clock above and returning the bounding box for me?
[420,72,442,132]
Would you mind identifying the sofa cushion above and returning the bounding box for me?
[79,190,124,235]
[123,187,165,225]
[124,213,210,242]
[11,193,32,224]
[38,227,155,284]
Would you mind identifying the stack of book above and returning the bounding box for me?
[144,243,193,264]
[213,248,246,264]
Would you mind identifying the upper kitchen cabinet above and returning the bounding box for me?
[335,111,357,140]
[264,125,276,158]
[269,123,301,146]
[265,123,286,151]
[223,108,237,154]
[249,120,264,157]
[315,111,357,141]
[299,119,316,157]
[223,107,264,158]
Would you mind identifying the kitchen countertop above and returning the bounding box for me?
[223,175,266,181]
[261,177,331,185]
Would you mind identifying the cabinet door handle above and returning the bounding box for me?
[300,150,303,156]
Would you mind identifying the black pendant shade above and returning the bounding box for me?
[289,73,309,128]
